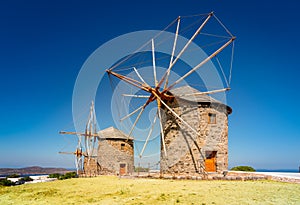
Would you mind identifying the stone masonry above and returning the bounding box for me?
[160,86,231,176]
[97,127,134,175]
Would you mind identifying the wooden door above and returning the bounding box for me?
[119,163,126,175]
[205,151,217,172]
[205,158,216,172]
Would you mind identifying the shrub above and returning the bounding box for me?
[21,176,33,182]
[134,167,149,172]
[0,178,15,186]
[7,174,20,178]
[49,173,61,179]
[230,166,256,172]
[64,172,77,179]
[49,172,77,180]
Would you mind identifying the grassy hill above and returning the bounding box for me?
[0,176,299,204]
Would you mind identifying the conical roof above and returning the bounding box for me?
[169,85,232,114]
[170,85,222,103]
[98,126,133,140]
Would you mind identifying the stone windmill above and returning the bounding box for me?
[108,12,235,176]
[59,103,134,176]
[160,85,232,176]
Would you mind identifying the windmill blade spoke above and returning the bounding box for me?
[75,154,82,175]
[122,94,150,98]
[120,105,144,122]
[127,105,146,139]
[166,37,235,91]
[164,16,180,89]
[157,12,213,89]
[77,136,83,151]
[84,131,89,157]
[107,70,152,93]
[121,92,155,122]
[59,131,100,137]
[158,107,167,157]
[59,151,74,155]
[139,114,158,158]
[133,67,148,86]
[152,39,158,86]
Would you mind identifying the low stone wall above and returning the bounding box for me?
[133,173,268,181]
[267,175,300,183]
[128,171,300,183]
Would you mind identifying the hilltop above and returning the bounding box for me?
[0,166,69,176]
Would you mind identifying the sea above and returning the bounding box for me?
[256,169,299,173]
[0,174,49,178]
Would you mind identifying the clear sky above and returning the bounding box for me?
[0,0,299,170]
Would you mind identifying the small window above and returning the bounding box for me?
[208,113,216,124]
[121,143,125,150]
[205,151,217,159]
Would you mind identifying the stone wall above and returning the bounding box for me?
[83,157,100,176]
[161,98,229,175]
[97,139,134,175]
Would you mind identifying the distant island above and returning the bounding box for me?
[0,166,70,176]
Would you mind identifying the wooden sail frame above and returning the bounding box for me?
[107,12,235,173]
[59,101,99,175]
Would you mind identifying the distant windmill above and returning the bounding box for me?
[59,101,99,175]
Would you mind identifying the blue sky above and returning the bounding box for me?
[0,0,299,170]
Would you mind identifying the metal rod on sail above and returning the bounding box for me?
[164,16,181,89]
[139,114,158,157]
[158,106,167,157]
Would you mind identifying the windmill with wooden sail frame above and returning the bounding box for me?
[59,101,100,176]
[107,12,235,176]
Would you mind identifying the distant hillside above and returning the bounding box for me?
[0,166,69,176]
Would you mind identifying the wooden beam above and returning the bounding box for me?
[164,16,181,89]
[133,67,148,86]
[107,70,152,93]
[158,107,167,157]
[122,94,150,98]
[59,131,100,137]
[152,39,158,86]
[120,105,144,122]
[139,114,157,158]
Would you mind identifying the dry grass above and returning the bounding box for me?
[0,176,299,204]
